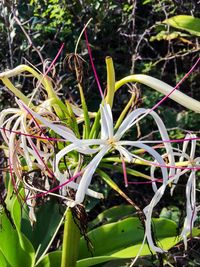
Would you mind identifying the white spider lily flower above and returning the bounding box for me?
[19,101,174,193]
[54,103,175,206]
[17,100,103,201]
[17,100,178,252]
[0,106,55,177]
[0,105,57,224]
[18,100,178,252]
[181,170,197,249]
[151,134,199,251]
[56,103,177,252]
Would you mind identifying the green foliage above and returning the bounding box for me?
[35,252,61,267]
[164,15,200,36]
[21,200,63,261]
[160,206,181,224]
[150,30,189,42]
[0,208,35,267]
[35,205,181,267]
[30,0,73,34]
[88,205,136,230]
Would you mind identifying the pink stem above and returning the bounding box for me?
[1,127,65,142]
[122,157,128,187]
[128,179,163,185]
[84,29,104,99]
[150,57,200,113]
[2,127,199,144]
[26,171,83,200]
[43,43,64,76]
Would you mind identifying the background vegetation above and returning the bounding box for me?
[0,1,200,266]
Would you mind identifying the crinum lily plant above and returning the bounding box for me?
[0,47,200,266]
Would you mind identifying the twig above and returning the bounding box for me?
[139,127,200,141]
[13,14,44,64]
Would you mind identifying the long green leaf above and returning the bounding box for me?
[164,15,200,36]
[0,210,35,267]
[36,217,180,267]
[0,250,11,267]
[21,200,63,261]
[35,251,61,267]
[88,205,136,230]
[78,217,177,259]
[77,236,179,267]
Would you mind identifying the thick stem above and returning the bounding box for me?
[105,57,115,108]
[61,207,80,267]
[115,74,200,113]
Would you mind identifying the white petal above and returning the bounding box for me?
[144,169,188,253]
[101,104,113,139]
[114,108,146,140]
[171,134,195,195]
[69,181,104,199]
[8,117,21,180]
[117,141,169,184]
[54,140,104,178]
[75,144,111,204]
[116,145,133,162]
[181,171,197,249]
[115,108,175,179]
[17,100,77,142]
[0,112,19,144]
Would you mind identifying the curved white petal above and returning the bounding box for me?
[181,171,197,249]
[18,99,77,142]
[147,110,175,179]
[101,104,113,139]
[0,113,19,144]
[171,134,196,195]
[115,108,175,177]
[144,169,188,253]
[151,151,190,193]
[117,141,168,184]
[21,114,33,168]
[114,108,146,140]
[57,173,103,199]
[75,144,111,204]
[54,140,104,179]
[116,145,133,162]
[8,117,21,180]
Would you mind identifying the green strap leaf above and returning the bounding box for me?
[79,217,178,259]
[163,15,200,36]
[0,210,35,267]
[21,200,63,262]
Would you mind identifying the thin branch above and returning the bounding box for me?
[13,14,44,64]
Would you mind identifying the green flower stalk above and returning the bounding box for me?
[61,208,80,267]
[105,56,115,108]
[115,74,200,113]
[0,65,70,119]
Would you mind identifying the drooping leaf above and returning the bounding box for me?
[36,217,197,267]
[150,30,189,42]
[163,15,200,36]
[76,235,180,267]
[0,250,11,267]
[78,217,178,259]
[21,199,63,261]
[35,251,61,267]
[0,210,35,267]
[88,205,136,230]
